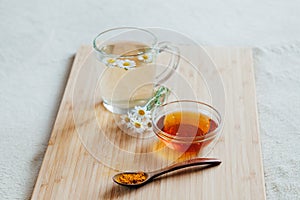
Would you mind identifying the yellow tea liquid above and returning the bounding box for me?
[99,41,156,112]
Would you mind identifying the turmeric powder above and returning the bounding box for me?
[116,172,147,184]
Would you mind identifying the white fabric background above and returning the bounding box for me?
[0,0,299,199]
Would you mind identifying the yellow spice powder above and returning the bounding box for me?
[117,172,147,184]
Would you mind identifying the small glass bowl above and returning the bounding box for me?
[152,100,222,153]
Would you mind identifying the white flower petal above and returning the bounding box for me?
[130,118,147,134]
[133,106,151,119]
[117,59,136,69]
[120,113,136,128]
[103,57,118,67]
[137,53,153,63]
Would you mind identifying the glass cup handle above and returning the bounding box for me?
[155,41,180,84]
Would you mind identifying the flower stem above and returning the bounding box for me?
[145,86,170,111]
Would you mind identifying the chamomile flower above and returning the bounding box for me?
[118,86,170,134]
[138,53,153,63]
[144,119,153,130]
[130,118,146,134]
[117,59,136,70]
[102,57,118,67]
[133,106,151,119]
[120,114,133,128]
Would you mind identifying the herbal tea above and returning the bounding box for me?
[94,28,180,114]
[156,111,218,152]
[98,41,156,113]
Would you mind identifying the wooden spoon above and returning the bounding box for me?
[113,158,221,187]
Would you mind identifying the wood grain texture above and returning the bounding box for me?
[31,46,266,200]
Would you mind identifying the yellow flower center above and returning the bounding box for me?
[107,58,115,63]
[142,55,148,60]
[147,122,152,128]
[123,62,130,66]
[138,109,145,116]
[134,122,141,128]
[125,117,130,123]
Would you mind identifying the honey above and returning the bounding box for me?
[156,111,218,153]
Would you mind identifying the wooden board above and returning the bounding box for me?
[31,46,266,200]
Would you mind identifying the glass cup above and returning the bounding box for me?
[152,100,222,154]
[93,27,179,114]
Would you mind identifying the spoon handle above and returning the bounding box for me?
[149,158,221,180]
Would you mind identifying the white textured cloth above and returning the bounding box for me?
[0,0,299,199]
